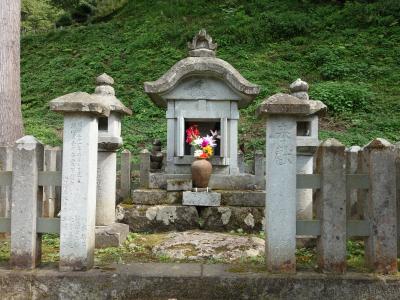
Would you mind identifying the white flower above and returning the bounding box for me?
[194,150,204,157]
[210,130,221,139]
[203,135,217,147]
[193,137,203,146]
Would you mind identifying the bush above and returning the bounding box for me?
[71,2,94,23]
[56,13,73,27]
[309,82,373,114]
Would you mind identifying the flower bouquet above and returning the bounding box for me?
[185,125,219,159]
[185,125,219,188]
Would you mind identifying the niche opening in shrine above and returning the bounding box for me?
[184,120,221,156]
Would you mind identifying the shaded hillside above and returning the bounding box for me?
[21,0,400,157]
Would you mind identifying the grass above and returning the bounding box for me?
[19,0,400,160]
[0,232,391,274]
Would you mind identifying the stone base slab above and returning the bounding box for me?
[95,223,129,248]
[131,189,181,205]
[117,204,264,233]
[131,189,265,206]
[116,204,199,232]
[182,191,221,206]
[1,263,400,299]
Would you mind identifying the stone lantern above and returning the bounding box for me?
[289,79,326,222]
[144,29,260,175]
[92,73,132,248]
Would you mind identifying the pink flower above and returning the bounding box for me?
[203,135,217,147]
[201,140,209,147]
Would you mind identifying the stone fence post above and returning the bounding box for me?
[10,136,43,269]
[43,146,62,218]
[140,149,150,188]
[316,139,346,273]
[360,138,397,274]
[0,146,12,219]
[120,149,131,200]
[395,142,400,257]
[50,91,110,271]
[254,150,265,178]
[345,146,362,219]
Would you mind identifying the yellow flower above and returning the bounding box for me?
[203,145,213,156]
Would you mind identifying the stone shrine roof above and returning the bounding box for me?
[144,29,260,109]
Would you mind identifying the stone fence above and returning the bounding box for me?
[1,134,399,273]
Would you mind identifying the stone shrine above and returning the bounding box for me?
[144,29,260,175]
[120,30,267,233]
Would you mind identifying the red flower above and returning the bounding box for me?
[200,153,208,159]
[186,125,200,144]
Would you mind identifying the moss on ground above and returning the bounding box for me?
[1,232,397,275]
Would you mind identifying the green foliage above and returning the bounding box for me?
[55,13,73,27]
[22,0,62,32]
[20,0,400,154]
[310,82,373,114]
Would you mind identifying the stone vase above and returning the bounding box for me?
[191,158,212,188]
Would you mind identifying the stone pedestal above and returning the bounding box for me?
[265,114,297,273]
[183,191,221,206]
[258,92,326,273]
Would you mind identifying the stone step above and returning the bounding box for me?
[131,189,265,207]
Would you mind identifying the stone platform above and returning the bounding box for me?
[1,263,399,299]
[125,189,266,232]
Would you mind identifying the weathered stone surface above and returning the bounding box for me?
[182,191,221,206]
[316,138,347,273]
[93,73,132,115]
[98,136,123,151]
[258,93,310,115]
[290,78,309,100]
[59,114,98,271]
[95,223,129,248]
[10,136,43,269]
[140,149,150,188]
[2,263,400,299]
[152,231,264,261]
[345,145,362,219]
[96,151,117,226]
[265,115,297,273]
[131,189,181,205]
[218,190,265,207]
[49,92,110,116]
[116,204,199,232]
[361,138,397,274]
[149,173,265,190]
[201,206,264,232]
[167,179,192,191]
[144,56,260,109]
[257,93,326,117]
